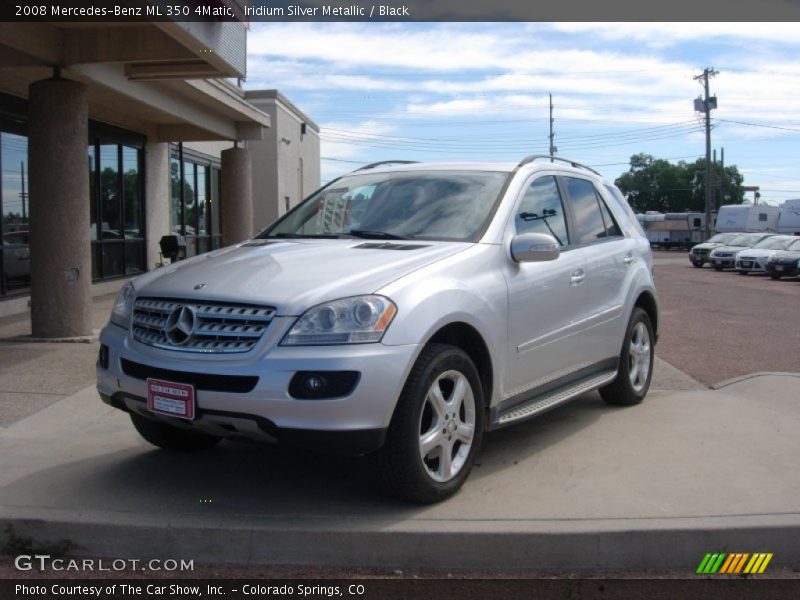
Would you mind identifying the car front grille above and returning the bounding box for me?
[132,297,276,353]
[693,248,709,255]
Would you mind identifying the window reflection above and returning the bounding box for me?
[1,133,30,294]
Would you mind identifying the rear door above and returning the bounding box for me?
[560,176,630,365]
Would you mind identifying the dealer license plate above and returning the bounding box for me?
[776,265,784,272]
[146,378,195,420]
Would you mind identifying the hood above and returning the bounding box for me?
[736,248,778,258]
[692,242,724,251]
[132,239,469,315]
[770,250,800,261]
[711,244,747,254]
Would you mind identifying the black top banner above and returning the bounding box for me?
[4,0,800,22]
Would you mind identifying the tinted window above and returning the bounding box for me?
[515,176,569,246]
[565,177,606,242]
[596,192,622,237]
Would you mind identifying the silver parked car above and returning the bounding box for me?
[734,235,800,275]
[708,232,776,270]
[97,156,659,503]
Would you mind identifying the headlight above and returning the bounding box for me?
[281,295,397,346]
[109,282,135,329]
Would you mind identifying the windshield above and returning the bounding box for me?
[788,239,800,251]
[707,233,736,244]
[753,236,798,250]
[727,233,770,247]
[259,170,509,242]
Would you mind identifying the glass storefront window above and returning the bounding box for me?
[170,156,181,235]
[197,165,207,236]
[170,145,220,256]
[122,146,141,239]
[91,140,144,280]
[99,144,121,239]
[1,132,30,295]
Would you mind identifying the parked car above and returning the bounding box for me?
[97,156,658,503]
[734,235,800,275]
[708,233,777,270]
[765,239,800,279]
[688,232,740,267]
[2,230,30,289]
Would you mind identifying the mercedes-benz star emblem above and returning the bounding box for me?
[164,306,196,346]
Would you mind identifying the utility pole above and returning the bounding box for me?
[549,93,556,160]
[693,67,718,239]
[719,147,725,210]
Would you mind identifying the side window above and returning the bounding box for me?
[564,177,606,242]
[515,176,570,247]
[596,189,622,237]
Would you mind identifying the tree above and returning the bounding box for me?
[615,154,744,213]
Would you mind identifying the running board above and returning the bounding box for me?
[495,370,618,426]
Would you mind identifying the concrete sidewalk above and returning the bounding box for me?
[1,373,798,570]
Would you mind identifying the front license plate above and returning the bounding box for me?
[776,265,784,272]
[742,261,751,268]
[147,378,195,420]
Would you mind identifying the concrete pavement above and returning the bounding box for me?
[0,373,798,570]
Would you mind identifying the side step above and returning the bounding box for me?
[495,370,617,426]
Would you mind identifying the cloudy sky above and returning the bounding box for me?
[245,22,800,205]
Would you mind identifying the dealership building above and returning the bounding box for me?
[0,21,320,334]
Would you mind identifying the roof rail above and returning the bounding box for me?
[355,160,419,171]
[517,155,602,177]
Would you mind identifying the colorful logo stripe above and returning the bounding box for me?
[697,553,773,574]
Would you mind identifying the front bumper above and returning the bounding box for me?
[734,258,767,273]
[689,253,708,266]
[97,322,420,454]
[710,256,735,268]
[766,262,800,277]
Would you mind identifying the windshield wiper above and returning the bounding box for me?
[348,229,411,240]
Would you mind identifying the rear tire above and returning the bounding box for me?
[130,412,221,452]
[374,343,484,504]
[600,308,654,407]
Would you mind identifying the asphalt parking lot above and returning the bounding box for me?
[652,252,800,386]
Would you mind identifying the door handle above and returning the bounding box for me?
[623,253,634,265]
[570,269,585,285]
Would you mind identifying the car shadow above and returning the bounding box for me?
[0,391,614,519]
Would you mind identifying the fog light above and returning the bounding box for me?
[305,375,326,393]
[98,344,109,370]
[288,371,360,400]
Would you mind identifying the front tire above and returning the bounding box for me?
[770,273,782,280]
[713,265,723,271]
[375,343,484,504]
[692,261,702,268]
[600,308,654,406]
[738,270,748,275]
[130,412,221,452]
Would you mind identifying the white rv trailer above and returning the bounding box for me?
[715,204,780,233]
[777,199,800,235]
[638,212,706,248]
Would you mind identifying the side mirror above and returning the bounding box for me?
[510,232,560,263]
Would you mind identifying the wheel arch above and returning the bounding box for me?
[634,290,659,344]
[426,322,494,412]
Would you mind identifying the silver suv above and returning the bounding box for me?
[97,156,658,503]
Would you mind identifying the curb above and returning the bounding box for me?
[711,372,800,390]
[2,509,799,570]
